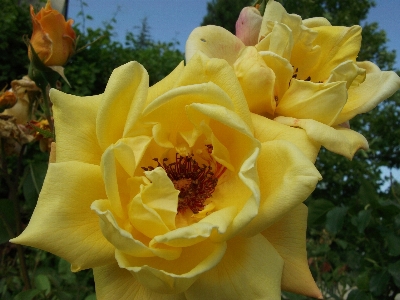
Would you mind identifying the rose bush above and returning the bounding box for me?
[185,0,400,160]
[12,53,322,299]
[29,0,76,66]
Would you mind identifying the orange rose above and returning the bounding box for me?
[29,1,76,66]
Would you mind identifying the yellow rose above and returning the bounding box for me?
[186,0,400,160]
[29,1,76,66]
[12,54,321,299]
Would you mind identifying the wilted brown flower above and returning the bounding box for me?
[0,115,34,155]
[3,76,40,124]
[0,90,17,111]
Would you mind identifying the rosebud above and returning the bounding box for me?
[235,7,263,46]
[29,0,76,66]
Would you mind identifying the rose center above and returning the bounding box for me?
[142,145,226,214]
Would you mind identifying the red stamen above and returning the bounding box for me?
[144,145,226,214]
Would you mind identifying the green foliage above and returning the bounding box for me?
[1,247,95,299]
[63,18,184,96]
[0,0,31,89]
[305,181,400,299]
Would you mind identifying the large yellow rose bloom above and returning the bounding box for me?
[186,0,400,160]
[12,54,321,299]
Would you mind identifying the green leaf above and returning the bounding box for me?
[84,294,97,300]
[346,289,369,300]
[334,238,348,249]
[384,233,400,256]
[56,291,74,300]
[378,199,400,209]
[394,213,400,230]
[358,180,379,208]
[354,209,372,233]
[326,206,348,235]
[22,161,48,210]
[307,199,335,227]
[356,272,370,291]
[388,261,400,288]
[14,289,42,300]
[58,258,76,284]
[0,199,16,244]
[58,258,71,274]
[369,270,390,296]
[28,122,54,139]
[34,274,51,295]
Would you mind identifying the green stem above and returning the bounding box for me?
[40,86,54,136]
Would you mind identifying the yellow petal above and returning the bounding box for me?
[241,139,320,237]
[309,25,362,82]
[260,51,293,102]
[303,17,331,27]
[11,162,114,271]
[185,235,283,300]
[177,52,254,131]
[142,82,236,149]
[91,199,182,260]
[186,103,261,240]
[326,60,366,89]
[101,145,126,219]
[259,0,291,40]
[286,29,321,81]
[258,1,322,76]
[258,23,294,60]
[276,80,348,126]
[116,240,227,294]
[147,61,185,105]
[129,168,179,237]
[276,116,369,159]
[50,89,102,164]
[93,263,186,300]
[334,61,400,125]
[251,113,320,162]
[233,47,276,116]
[185,25,245,65]
[263,204,322,299]
[97,61,149,150]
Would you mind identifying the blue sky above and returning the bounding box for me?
[66,0,400,69]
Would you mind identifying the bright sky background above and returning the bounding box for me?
[66,0,400,69]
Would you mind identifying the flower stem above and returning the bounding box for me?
[40,86,54,136]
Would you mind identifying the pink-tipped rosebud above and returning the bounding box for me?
[235,7,263,46]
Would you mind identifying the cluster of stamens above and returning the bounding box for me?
[290,67,311,86]
[142,145,226,214]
